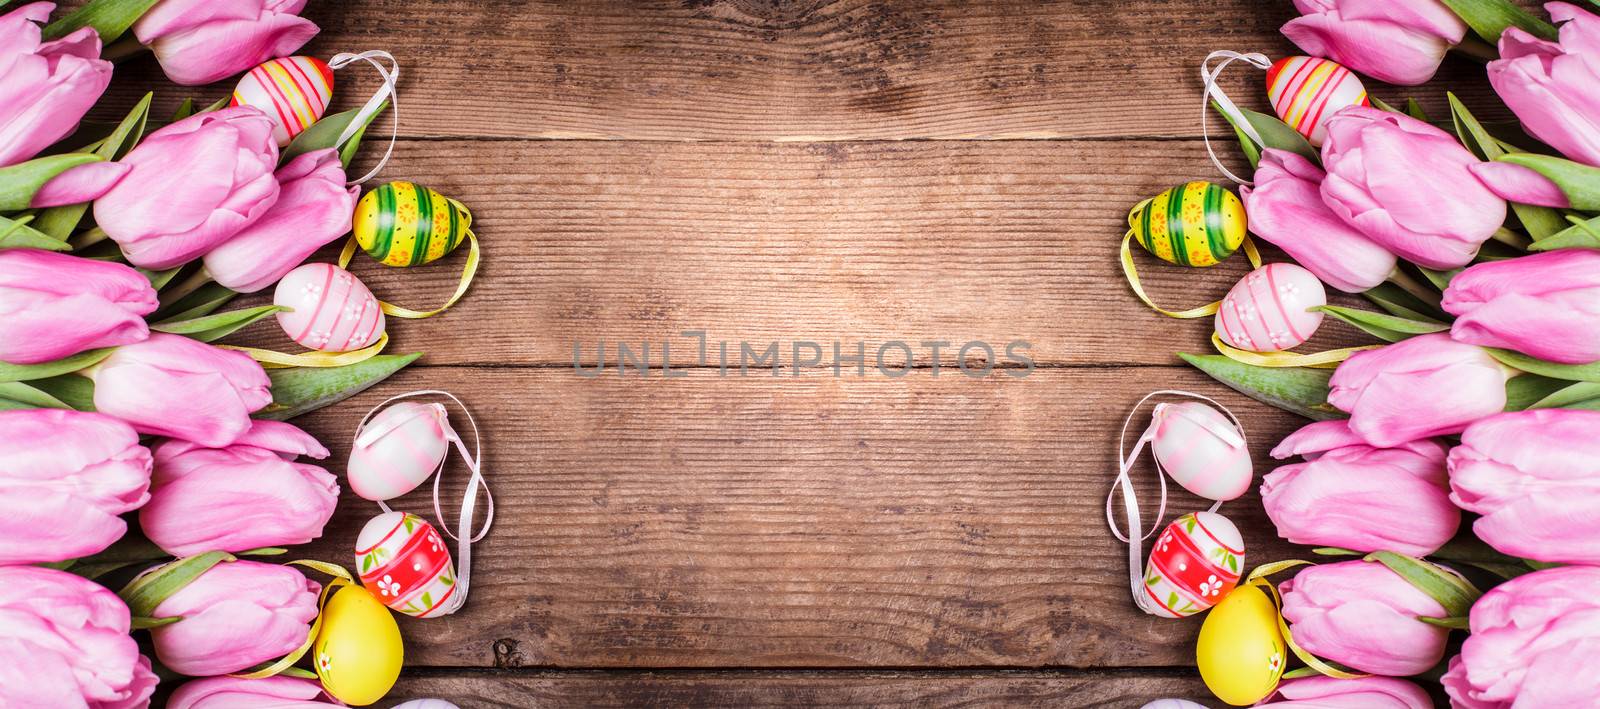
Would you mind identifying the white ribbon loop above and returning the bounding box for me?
[1200,50,1273,186]
[328,50,400,186]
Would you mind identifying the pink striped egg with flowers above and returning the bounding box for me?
[1150,401,1252,501]
[232,56,335,147]
[273,263,386,352]
[356,511,458,618]
[1215,263,1326,353]
[1142,511,1245,618]
[348,401,450,502]
[1266,56,1369,147]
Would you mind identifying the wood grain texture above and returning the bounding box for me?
[94,0,1515,141]
[293,365,1305,669]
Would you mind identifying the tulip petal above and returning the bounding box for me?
[27,160,129,208]
[1470,161,1575,208]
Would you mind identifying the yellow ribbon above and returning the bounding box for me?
[1245,560,1368,681]
[338,226,480,319]
[1120,231,1262,318]
[230,560,356,680]
[220,332,388,369]
[1210,333,1382,369]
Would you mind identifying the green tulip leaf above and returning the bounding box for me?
[1504,374,1572,411]
[282,102,389,167]
[1363,282,1447,321]
[0,153,104,212]
[1178,353,1343,420]
[1417,267,1460,291]
[1213,102,1318,166]
[1448,94,1566,240]
[0,348,113,383]
[1364,551,1483,618]
[1489,348,1600,383]
[1527,381,1600,409]
[118,551,235,618]
[129,616,183,630]
[1528,215,1600,251]
[27,374,97,411]
[1314,305,1448,343]
[171,98,196,122]
[1419,616,1472,630]
[0,381,72,409]
[43,0,162,43]
[257,352,423,421]
[1312,547,1361,557]
[153,305,285,343]
[152,283,239,323]
[1497,153,1600,212]
[1405,98,1429,122]
[139,267,182,290]
[1437,0,1559,43]
[0,214,69,251]
[1369,96,1402,114]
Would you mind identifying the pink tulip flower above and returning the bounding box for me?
[1258,676,1432,708]
[204,149,359,293]
[141,419,337,556]
[1442,566,1600,707]
[0,2,113,167]
[0,567,157,708]
[93,106,280,270]
[1443,249,1600,364]
[148,560,320,676]
[87,333,273,447]
[1320,107,1507,270]
[169,676,339,708]
[1449,409,1600,565]
[0,409,151,565]
[1487,3,1600,167]
[1264,420,1458,556]
[1241,149,1397,293]
[0,249,157,364]
[1328,333,1508,447]
[132,0,318,86]
[1280,560,1451,676]
[1282,0,1468,85]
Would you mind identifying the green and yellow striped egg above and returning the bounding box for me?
[1129,181,1246,267]
[353,181,472,267]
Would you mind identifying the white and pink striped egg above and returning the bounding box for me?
[273,263,385,353]
[348,401,450,501]
[1215,263,1326,353]
[1151,402,1252,501]
[1266,55,1369,147]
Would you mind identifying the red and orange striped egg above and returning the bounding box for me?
[232,56,335,147]
[1266,56,1369,147]
[1141,511,1245,618]
[356,511,459,618]
[273,263,386,353]
[1215,263,1326,354]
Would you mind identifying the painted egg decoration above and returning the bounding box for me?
[312,584,402,706]
[1215,263,1326,353]
[1266,56,1370,147]
[353,181,473,267]
[273,263,386,352]
[1140,701,1209,709]
[392,702,462,709]
[231,56,335,147]
[1150,402,1252,501]
[1129,181,1247,268]
[1141,511,1244,619]
[1197,584,1286,706]
[356,511,459,618]
[347,401,450,501]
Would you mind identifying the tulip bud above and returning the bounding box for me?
[1264,420,1458,556]
[87,333,273,447]
[141,419,337,556]
[0,249,158,365]
[169,676,339,708]
[0,2,113,167]
[1320,107,1507,270]
[0,409,152,565]
[1487,3,1600,167]
[204,149,359,293]
[147,560,320,677]
[1259,676,1432,708]
[132,0,318,86]
[1280,560,1451,676]
[1282,0,1468,85]
[0,567,158,708]
[1328,333,1509,447]
[1241,149,1397,293]
[92,107,281,270]
[1443,567,1600,707]
[1443,249,1600,364]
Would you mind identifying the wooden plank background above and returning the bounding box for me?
[95,0,1516,705]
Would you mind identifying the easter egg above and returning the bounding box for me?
[1266,56,1370,147]
[1150,402,1252,501]
[1197,584,1286,706]
[392,702,461,709]
[356,512,459,618]
[1140,701,1208,709]
[1140,512,1244,618]
[231,56,334,147]
[353,182,473,267]
[313,584,402,706]
[1215,263,1326,353]
[273,263,386,352]
[1129,182,1246,268]
[348,401,450,501]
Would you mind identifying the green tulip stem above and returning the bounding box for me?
[100,36,147,63]
[1489,226,1531,249]
[68,226,109,250]
[1385,268,1444,311]
[1452,36,1499,63]
[158,268,214,310]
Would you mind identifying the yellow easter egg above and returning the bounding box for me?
[1128,181,1246,267]
[312,585,403,706]
[1196,584,1286,706]
[352,181,473,267]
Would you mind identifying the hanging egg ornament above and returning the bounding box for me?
[1266,56,1370,147]
[1197,584,1286,706]
[1150,402,1252,501]
[353,181,473,267]
[231,56,335,147]
[1215,263,1326,353]
[1140,701,1209,709]
[1129,181,1246,267]
[312,584,402,706]
[1141,511,1244,618]
[392,702,462,709]
[273,263,386,352]
[356,511,459,618]
[347,401,450,501]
